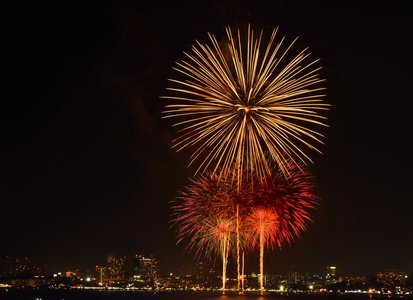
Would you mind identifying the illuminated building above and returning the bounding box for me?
[344,273,367,285]
[0,256,45,276]
[180,264,194,277]
[15,257,32,274]
[132,254,142,276]
[0,256,14,276]
[327,266,336,277]
[287,270,309,288]
[309,274,324,289]
[265,274,285,289]
[326,266,337,284]
[132,254,160,279]
[32,263,47,275]
[106,256,126,284]
[377,271,405,287]
[194,258,219,288]
[95,265,106,285]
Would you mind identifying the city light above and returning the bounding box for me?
[4,255,410,294]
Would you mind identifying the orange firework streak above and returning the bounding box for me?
[162,24,329,184]
[246,207,280,295]
[212,219,231,294]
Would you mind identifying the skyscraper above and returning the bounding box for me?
[326,266,337,284]
[95,265,106,285]
[0,256,13,276]
[106,256,126,284]
[377,271,405,287]
[327,266,337,277]
[194,258,219,288]
[1,256,34,276]
[132,254,160,279]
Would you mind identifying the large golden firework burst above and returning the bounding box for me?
[162,25,329,181]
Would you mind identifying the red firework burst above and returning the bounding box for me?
[248,160,319,249]
[170,170,240,258]
[171,161,318,255]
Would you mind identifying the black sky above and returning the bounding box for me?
[1,1,412,276]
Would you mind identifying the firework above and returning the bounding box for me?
[170,170,251,256]
[252,160,319,247]
[171,170,252,292]
[162,25,329,182]
[205,217,232,293]
[244,161,318,294]
[246,207,280,250]
[171,162,318,293]
[246,207,280,294]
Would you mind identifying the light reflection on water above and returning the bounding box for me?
[0,290,405,300]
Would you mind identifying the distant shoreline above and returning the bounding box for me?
[1,289,412,299]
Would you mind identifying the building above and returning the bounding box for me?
[326,266,336,277]
[132,254,160,280]
[95,265,106,285]
[265,273,285,289]
[308,274,324,289]
[0,256,46,276]
[344,273,367,286]
[326,266,337,284]
[0,256,14,276]
[287,270,309,289]
[180,264,194,278]
[377,271,405,288]
[193,258,219,288]
[106,256,126,284]
[15,257,32,274]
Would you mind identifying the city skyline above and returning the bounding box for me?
[2,253,411,293]
[1,1,412,277]
[1,253,411,279]
[0,253,413,284]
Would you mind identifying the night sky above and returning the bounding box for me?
[1,1,412,277]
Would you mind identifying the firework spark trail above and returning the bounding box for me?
[170,170,248,258]
[246,207,280,295]
[162,25,329,184]
[171,162,318,292]
[243,161,318,293]
[170,169,252,294]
